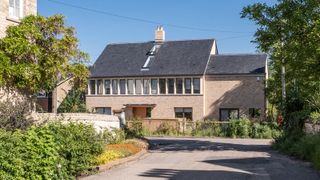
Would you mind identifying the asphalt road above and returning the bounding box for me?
[84,137,320,180]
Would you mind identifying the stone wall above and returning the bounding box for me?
[32,113,120,132]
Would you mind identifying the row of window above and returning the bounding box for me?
[88,77,201,95]
[95,107,261,121]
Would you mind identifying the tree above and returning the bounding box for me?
[0,15,89,97]
[241,0,320,116]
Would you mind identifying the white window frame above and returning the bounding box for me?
[9,0,23,19]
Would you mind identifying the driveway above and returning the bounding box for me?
[84,137,320,180]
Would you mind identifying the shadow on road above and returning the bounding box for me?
[149,138,271,152]
[139,168,254,180]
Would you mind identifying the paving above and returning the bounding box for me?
[84,137,320,180]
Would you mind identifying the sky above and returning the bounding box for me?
[38,0,277,63]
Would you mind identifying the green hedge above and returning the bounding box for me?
[191,118,281,139]
[273,132,320,169]
[0,122,105,179]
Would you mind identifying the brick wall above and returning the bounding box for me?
[0,0,37,38]
[204,75,266,120]
[86,95,204,120]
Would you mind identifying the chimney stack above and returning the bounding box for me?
[155,26,165,43]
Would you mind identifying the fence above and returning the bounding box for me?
[126,118,230,134]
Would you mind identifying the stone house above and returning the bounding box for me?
[86,27,267,121]
[0,0,37,38]
[0,0,71,113]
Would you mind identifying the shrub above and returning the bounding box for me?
[310,111,320,124]
[126,118,144,138]
[192,121,221,137]
[0,129,24,179]
[228,118,251,138]
[0,98,34,131]
[102,128,126,144]
[95,150,124,165]
[251,123,273,139]
[155,122,178,135]
[45,122,104,177]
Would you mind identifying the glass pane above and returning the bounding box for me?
[184,112,192,120]
[175,107,183,113]
[146,107,152,118]
[193,78,200,94]
[185,78,191,94]
[95,107,104,114]
[230,109,239,119]
[159,79,166,94]
[167,78,174,94]
[151,79,158,94]
[135,79,142,94]
[96,79,103,94]
[183,108,192,113]
[120,79,126,94]
[220,109,229,121]
[127,79,134,94]
[176,78,183,94]
[104,107,112,115]
[104,80,110,94]
[143,79,150,95]
[15,0,20,17]
[112,79,118,94]
[89,80,95,95]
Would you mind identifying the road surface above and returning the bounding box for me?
[84,137,320,180]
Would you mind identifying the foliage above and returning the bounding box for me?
[0,97,34,131]
[228,118,251,138]
[192,120,222,137]
[95,142,144,165]
[241,0,320,126]
[0,15,89,96]
[102,127,126,144]
[57,89,86,113]
[154,122,178,136]
[94,150,124,165]
[273,133,320,170]
[126,118,144,138]
[0,122,105,179]
[310,111,320,124]
[45,122,104,177]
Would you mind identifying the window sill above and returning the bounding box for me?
[86,94,203,97]
[6,16,21,23]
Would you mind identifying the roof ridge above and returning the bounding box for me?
[212,53,267,56]
[106,38,216,46]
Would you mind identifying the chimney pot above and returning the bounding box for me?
[155,26,165,43]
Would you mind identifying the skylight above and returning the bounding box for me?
[141,44,161,71]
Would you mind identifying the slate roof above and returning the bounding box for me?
[90,39,215,78]
[206,54,267,75]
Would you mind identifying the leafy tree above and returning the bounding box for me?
[57,89,86,113]
[241,0,320,117]
[0,15,89,97]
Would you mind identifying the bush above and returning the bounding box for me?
[102,128,126,144]
[310,111,320,124]
[228,118,251,138]
[251,123,273,139]
[45,122,104,177]
[155,122,178,136]
[95,150,124,165]
[0,98,34,131]
[273,133,320,170]
[192,121,222,137]
[0,122,105,179]
[126,118,144,138]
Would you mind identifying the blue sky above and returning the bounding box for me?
[38,0,276,63]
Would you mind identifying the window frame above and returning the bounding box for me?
[219,108,239,121]
[104,79,111,95]
[184,78,191,94]
[174,107,193,120]
[9,0,23,19]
